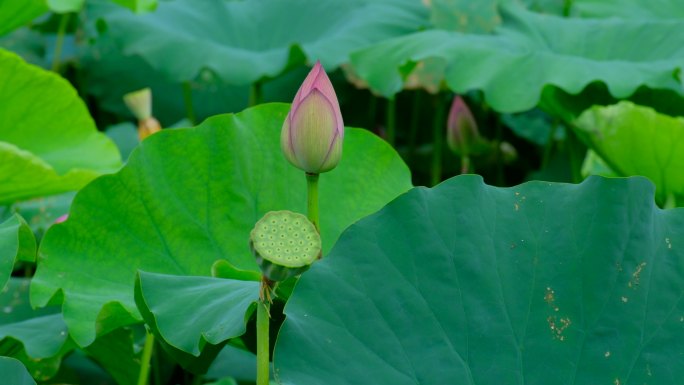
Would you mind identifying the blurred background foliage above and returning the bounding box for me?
[3,0,684,201]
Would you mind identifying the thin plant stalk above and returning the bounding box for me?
[24,264,34,278]
[249,82,263,107]
[563,0,573,16]
[541,122,559,169]
[256,297,270,385]
[368,93,377,130]
[407,91,422,164]
[460,154,471,174]
[493,116,504,186]
[385,97,396,146]
[565,127,583,183]
[182,82,196,125]
[306,173,320,233]
[430,95,446,186]
[136,331,155,385]
[152,339,161,385]
[51,13,71,72]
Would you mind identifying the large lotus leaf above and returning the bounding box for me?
[90,0,428,84]
[135,272,260,356]
[538,82,684,123]
[0,357,36,385]
[427,0,501,33]
[574,102,684,205]
[80,30,249,125]
[0,214,35,290]
[0,49,121,203]
[275,175,684,384]
[501,109,562,146]
[47,0,86,12]
[32,103,412,347]
[574,0,684,19]
[206,345,258,382]
[0,278,71,381]
[0,0,47,37]
[350,5,684,112]
[111,0,157,13]
[48,0,157,13]
[581,150,619,180]
[84,328,139,385]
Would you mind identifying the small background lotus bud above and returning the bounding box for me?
[123,88,161,140]
[281,61,344,174]
[54,214,68,224]
[446,95,480,156]
[250,211,321,282]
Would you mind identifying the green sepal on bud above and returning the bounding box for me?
[250,211,321,282]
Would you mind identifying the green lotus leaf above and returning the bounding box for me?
[0,49,122,204]
[48,0,157,13]
[574,0,684,19]
[32,103,412,347]
[0,214,35,290]
[0,278,71,381]
[538,82,684,123]
[47,0,85,13]
[350,5,684,112]
[574,102,684,205]
[135,272,260,356]
[581,150,619,179]
[427,0,501,33]
[110,0,157,13]
[82,49,249,126]
[206,345,258,383]
[83,328,139,385]
[275,175,684,384]
[90,0,428,84]
[0,356,36,385]
[0,0,47,37]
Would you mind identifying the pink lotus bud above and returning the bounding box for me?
[55,214,68,224]
[446,95,480,156]
[281,61,344,174]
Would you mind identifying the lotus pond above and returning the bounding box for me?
[1,0,684,384]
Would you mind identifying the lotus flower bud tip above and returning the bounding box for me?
[446,95,480,156]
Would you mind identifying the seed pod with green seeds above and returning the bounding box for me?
[250,211,321,282]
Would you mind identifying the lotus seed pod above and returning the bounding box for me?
[250,211,321,281]
[123,88,162,140]
[123,88,152,120]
